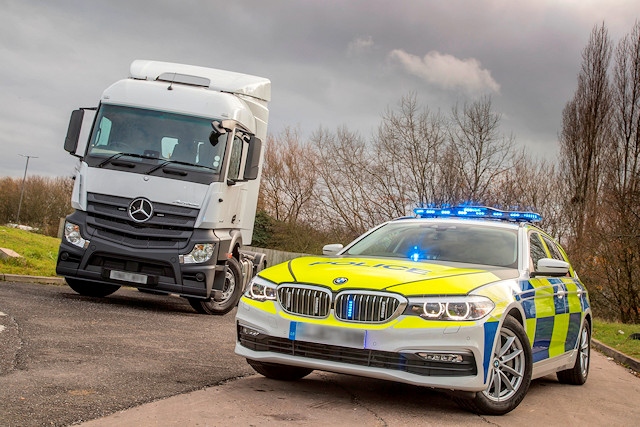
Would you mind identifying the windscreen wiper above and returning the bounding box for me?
[145,160,217,175]
[98,152,148,168]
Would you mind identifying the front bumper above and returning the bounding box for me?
[56,212,224,298]
[235,298,496,392]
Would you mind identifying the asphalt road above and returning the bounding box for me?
[0,281,254,427]
[1,281,640,427]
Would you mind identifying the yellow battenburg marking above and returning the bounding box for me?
[240,296,278,314]
[550,313,570,357]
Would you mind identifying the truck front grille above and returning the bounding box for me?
[85,193,199,249]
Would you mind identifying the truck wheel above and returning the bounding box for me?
[454,315,532,415]
[247,359,313,381]
[66,278,120,297]
[188,257,243,315]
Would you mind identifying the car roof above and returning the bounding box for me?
[390,216,526,231]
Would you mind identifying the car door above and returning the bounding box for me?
[523,231,558,363]
[539,234,584,358]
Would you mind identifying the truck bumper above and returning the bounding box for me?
[56,213,224,298]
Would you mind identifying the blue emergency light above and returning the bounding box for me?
[413,205,542,222]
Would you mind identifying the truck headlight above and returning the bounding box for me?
[63,221,89,249]
[406,295,494,321]
[181,243,214,264]
[244,275,277,301]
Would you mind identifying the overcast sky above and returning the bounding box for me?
[1,0,639,178]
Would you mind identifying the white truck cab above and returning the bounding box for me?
[57,60,270,314]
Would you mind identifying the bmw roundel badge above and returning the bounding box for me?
[333,277,348,285]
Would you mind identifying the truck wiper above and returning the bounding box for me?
[145,160,217,175]
[98,152,148,168]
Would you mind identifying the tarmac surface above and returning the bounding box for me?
[78,351,640,427]
[2,275,640,426]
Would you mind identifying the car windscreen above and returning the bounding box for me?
[345,222,518,268]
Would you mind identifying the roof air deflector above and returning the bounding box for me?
[156,72,210,88]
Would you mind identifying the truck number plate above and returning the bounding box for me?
[289,322,366,349]
[109,270,148,284]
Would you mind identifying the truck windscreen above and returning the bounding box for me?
[85,104,226,176]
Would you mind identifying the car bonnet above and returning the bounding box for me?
[259,256,517,295]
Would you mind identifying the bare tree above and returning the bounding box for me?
[449,95,517,203]
[559,23,613,247]
[372,93,449,209]
[259,127,317,224]
[591,21,640,322]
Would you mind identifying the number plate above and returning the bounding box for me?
[109,270,148,284]
[289,322,366,349]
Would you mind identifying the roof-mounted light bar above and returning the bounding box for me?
[413,205,542,223]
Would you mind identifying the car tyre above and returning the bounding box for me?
[188,257,243,315]
[455,315,532,415]
[66,278,120,298]
[247,359,314,381]
[557,320,590,385]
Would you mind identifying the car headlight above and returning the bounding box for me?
[406,295,494,321]
[244,275,277,301]
[181,243,214,264]
[63,221,89,249]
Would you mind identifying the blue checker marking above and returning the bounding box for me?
[483,321,499,382]
[522,300,536,319]
[532,316,554,362]
[554,283,569,315]
[565,312,582,352]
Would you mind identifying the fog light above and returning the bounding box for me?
[240,326,261,337]
[417,352,464,363]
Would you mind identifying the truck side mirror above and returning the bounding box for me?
[209,119,235,146]
[243,136,262,181]
[64,109,84,155]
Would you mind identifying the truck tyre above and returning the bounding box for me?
[188,257,243,315]
[66,278,121,298]
[246,359,314,381]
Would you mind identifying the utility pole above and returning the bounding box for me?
[16,154,37,225]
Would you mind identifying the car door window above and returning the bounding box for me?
[542,236,566,261]
[529,232,547,270]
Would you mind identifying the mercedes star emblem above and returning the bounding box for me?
[128,197,154,223]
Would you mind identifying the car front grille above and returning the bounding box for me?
[334,291,406,323]
[238,326,477,377]
[277,285,332,318]
[277,285,406,323]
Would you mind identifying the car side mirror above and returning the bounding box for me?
[532,258,569,277]
[322,243,344,255]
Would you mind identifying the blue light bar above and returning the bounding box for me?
[413,205,542,222]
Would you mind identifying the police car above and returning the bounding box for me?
[235,206,591,415]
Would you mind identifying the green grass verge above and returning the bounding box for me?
[593,319,640,361]
[0,226,60,277]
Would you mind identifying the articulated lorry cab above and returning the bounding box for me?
[56,60,269,314]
